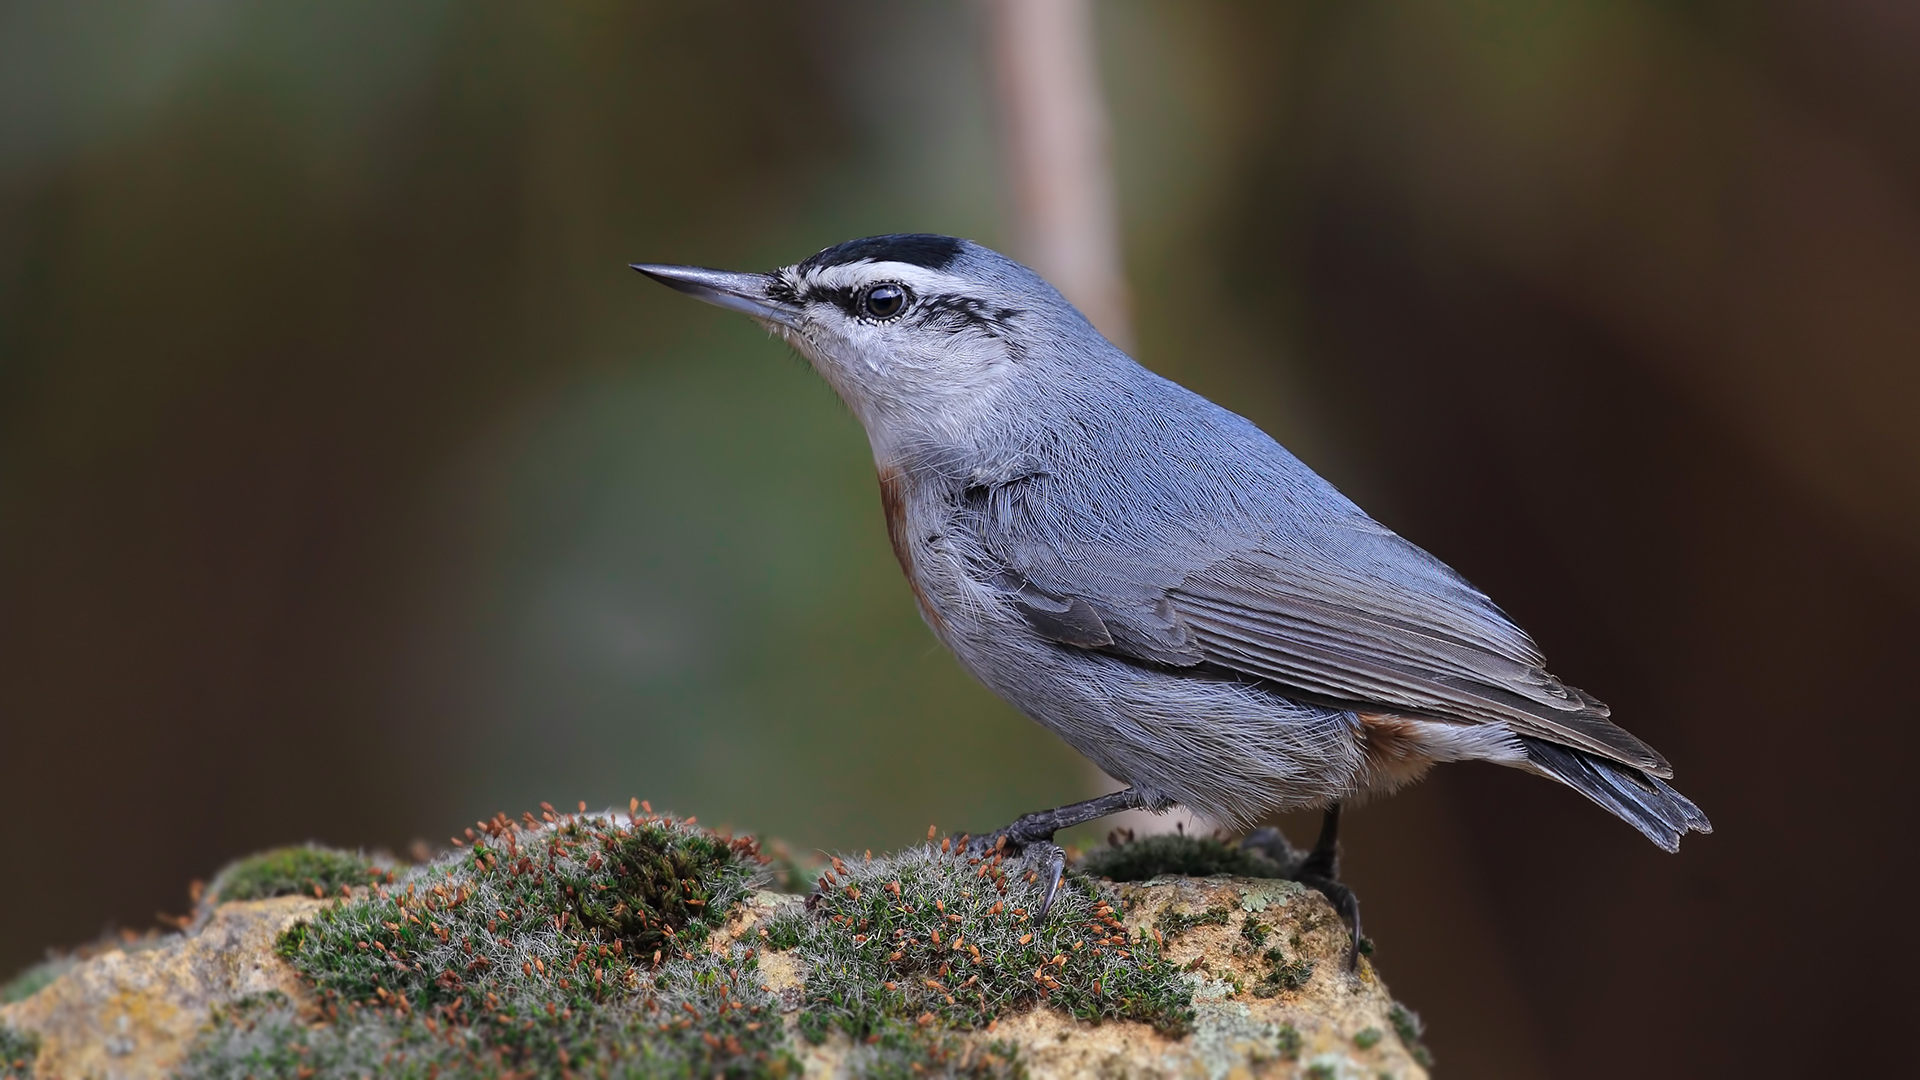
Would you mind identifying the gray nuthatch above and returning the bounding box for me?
[634,234,1710,941]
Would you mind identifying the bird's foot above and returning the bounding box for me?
[1251,805,1364,972]
[959,788,1150,923]
[956,829,1068,923]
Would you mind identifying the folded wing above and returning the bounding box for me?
[1164,543,1670,775]
[967,458,1670,777]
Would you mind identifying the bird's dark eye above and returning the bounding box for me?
[861,283,907,319]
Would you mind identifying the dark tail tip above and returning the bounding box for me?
[1519,736,1712,852]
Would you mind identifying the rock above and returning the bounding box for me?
[1064,875,1428,1078]
[0,897,320,1080]
[0,820,1434,1078]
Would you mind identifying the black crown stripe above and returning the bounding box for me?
[797,234,966,274]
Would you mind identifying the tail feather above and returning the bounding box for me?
[1518,736,1712,853]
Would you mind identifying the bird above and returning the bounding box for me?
[633,233,1711,953]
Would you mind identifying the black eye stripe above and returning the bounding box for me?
[802,288,862,317]
[803,284,909,318]
[793,285,1021,333]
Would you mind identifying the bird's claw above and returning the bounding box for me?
[1294,870,1363,972]
[958,831,1067,925]
[1031,843,1067,924]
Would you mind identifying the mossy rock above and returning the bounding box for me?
[777,842,1196,1068]
[192,806,783,1079]
[0,810,1432,1078]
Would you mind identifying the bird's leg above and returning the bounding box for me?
[973,788,1150,851]
[1292,803,1363,971]
[1300,803,1342,878]
[967,788,1149,923]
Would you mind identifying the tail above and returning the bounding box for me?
[1518,736,1712,852]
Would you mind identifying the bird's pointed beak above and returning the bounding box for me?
[630,263,802,329]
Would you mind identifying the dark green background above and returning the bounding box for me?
[5,3,1917,1076]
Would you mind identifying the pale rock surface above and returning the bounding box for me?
[1,897,320,1080]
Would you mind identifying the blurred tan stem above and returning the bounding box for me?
[983,0,1133,350]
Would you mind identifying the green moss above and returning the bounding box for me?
[1252,947,1314,997]
[1078,834,1286,882]
[0,1024,37,1080]
[785,841,1192,1074]
[758,909,805,952]
[1306,1063,1336,1080]
[1275,1022,1301,1060]
[1238,917,1269,949]
[1387,1001,1421,1042]
[1389,1001,1434,1068]
[181,806,795,1079]
[845,1029,1023,1080]
[206,845,386,904]
[1353,1026,1382,1050]
[1,958,70,1005]
[1234,916,1315,998]
[1153,903,1233,939]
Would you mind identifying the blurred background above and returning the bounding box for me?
[4,1,1918,1075]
